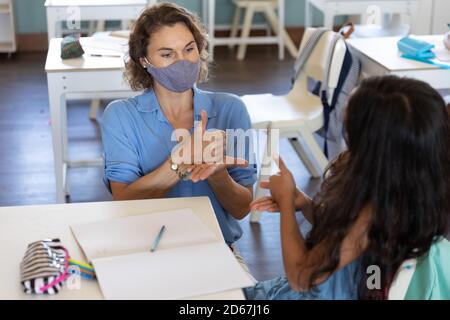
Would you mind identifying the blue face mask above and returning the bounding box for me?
[145,58,201,93]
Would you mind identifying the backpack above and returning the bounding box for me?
[292,28,361,158]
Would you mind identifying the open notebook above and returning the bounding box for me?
[70,208,255,300]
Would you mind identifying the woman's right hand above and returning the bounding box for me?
[250,182,312,213]
[171,109,247,182]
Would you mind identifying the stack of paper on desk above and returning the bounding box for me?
[81,34,128,54]
[70,208,255,300]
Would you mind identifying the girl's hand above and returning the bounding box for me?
[250,196,279,212]
[249,157,295,212]
[257,156,296,209]
[250,156,315,214]
[250,185,312,213]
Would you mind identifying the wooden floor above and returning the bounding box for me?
[0,46,448,282]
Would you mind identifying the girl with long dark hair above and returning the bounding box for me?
[246,75,450,299]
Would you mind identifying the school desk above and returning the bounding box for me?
[45,36,136,203]
[45,0,150,43]
[304,0,421,32]
[347,35,450,89]
[0,196,245,300]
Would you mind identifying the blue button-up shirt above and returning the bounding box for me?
[100,86,257,244]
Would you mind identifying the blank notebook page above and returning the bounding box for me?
[92,242,255,300]
[70,208,218,262]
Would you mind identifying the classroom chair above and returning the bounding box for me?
[242,28,346,222]
[388,238,450,300]
[229,0,298,60]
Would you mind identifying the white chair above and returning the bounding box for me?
[229,0,298,60]
[444,95,450,107]
[388,258,417,300]
[242,28,347,222]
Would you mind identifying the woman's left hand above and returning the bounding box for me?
[189,157,248,183]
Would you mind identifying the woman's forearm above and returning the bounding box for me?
[113,159,180,200]
[207,169,253,220]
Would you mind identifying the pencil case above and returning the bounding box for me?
[20,239,70,295]
[397,36,436,59]
[61,34,85,59]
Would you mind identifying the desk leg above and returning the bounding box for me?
[263,2,296,59]
[250,127,279,223]
[324,8,335,30]
[305,0,311,28]
[208,0,215,61]
[90,20,107,121]
[47,74,66,204]
[55,14,62,38]
[60,92,70,197]
[410,1,424,35]
[278,0,285,61]
[202,0,208,25]
[250,130,269,223]
[237,6,254,60]
[95,20,106,33]
[46,9,56,43]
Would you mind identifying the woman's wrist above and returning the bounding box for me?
[164,158,183,182]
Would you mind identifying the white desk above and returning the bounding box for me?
[0,197,245,300]
[45,0,285,60]
[305,0,420,32]
[45,37,135,203]
[45,0,150,42]
[347,35,450,89]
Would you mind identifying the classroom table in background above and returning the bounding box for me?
[304,0,421,33]
[45,0,151,43]
[45,37,135,203]
[347,35,450,89]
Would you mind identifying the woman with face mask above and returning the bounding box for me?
[100,4,257,254]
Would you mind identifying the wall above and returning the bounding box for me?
[13,0,326,34]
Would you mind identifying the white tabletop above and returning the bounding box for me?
[45,0,147,7]
[45,37,127,72]
[0,197,245,300]
[309,0,414,2]
[347,35,450,72]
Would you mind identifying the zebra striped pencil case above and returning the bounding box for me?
[20,239,70,295]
